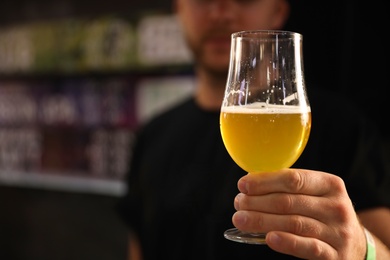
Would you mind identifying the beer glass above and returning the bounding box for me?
[220,30,311,245]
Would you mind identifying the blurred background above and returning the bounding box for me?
[0,0,388,259]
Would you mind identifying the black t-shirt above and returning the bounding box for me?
[117,87,390,259]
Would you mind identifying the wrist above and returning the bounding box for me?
[364,228,376,260]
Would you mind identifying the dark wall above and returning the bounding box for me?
[285,0,389,135]
[0,186,128,260]
[0,0,172,25]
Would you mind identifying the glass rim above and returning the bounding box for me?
[232,30,302,39]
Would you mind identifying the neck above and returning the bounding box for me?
[194,67,227,111]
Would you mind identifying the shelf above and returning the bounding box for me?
[0,64,194,81]
[0,170,126,196]
[0,13,194,76]
[0,5,193,196]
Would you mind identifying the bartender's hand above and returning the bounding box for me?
[233,169,366,260]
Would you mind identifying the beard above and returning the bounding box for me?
[185,29,233,80]
[198,57,229,80]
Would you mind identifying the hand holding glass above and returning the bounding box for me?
[220,30,311,245]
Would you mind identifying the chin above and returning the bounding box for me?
[204,64,229,78]
[197,52,230,76]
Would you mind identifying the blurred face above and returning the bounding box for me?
[175,0,289,76]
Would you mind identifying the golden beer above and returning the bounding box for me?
[220,104,311,173]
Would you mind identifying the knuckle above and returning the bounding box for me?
[285,170,305,192]
[288,215,304,234]
[311,242,324,258]
[276,193,294,214]
[328,174,346,193]
[337,225,355,241]
[256,213,264,230]
[238,194,252,210]
[287,216,322,237]
[331,200,351,222]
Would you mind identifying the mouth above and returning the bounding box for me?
[205,35,232,50]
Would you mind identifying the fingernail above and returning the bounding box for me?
[268,233,281,245]
[234,193,243,209]
[233,211,247,226]
[238,179,248,193]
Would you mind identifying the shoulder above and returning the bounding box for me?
[141,97,195,129]
[133,97,197,141]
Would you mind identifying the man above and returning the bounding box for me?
[118,0,390,259]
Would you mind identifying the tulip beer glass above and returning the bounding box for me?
[220,30,311,245]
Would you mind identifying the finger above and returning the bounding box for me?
[234,192,353,223]
[266,231,337,260]
[238,168,347,197]
[232,210,329,239]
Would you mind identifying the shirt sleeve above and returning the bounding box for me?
[116,130,145,235]
[345,116,390,211]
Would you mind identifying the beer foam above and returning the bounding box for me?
[221,102,311,114]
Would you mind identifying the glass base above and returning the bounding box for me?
[224,228,267,245]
